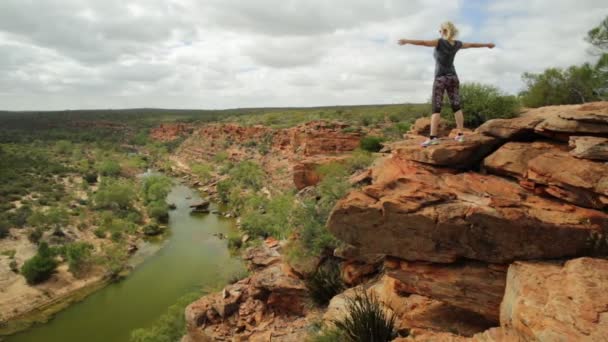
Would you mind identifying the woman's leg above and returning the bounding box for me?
[430,77,446,138]
[446,76,464,135]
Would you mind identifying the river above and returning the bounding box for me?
[6,184,245,342]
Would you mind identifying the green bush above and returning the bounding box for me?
[27,228,43,244]
[94,228,106,238]
[21,242,58,285]
[84,172,98,184]
[306,261,345,306]
[190,162,213,184]
[359,136,384,152]
[0,220,9,239]
[64,242,93,277]
[96,159,122,176]
[147,201,169,224]
[130,292,202,342]
[141,175,172,204]
[445,83,519,127]
[94,179,136,210]
[333,290,398,342]
[240,193,294,239]
[143,224,163,236]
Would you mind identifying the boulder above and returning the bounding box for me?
[475,115,544,140]
[526,152,608,209]
[409,117,453,137]
[501,258,608,341]
[392,134,500,169]
[533,102,608,139]
[373,276,495,337]
[482,142,566,180]
[327,157,608,264]
[484,142,608,209]
[386,260,507,322]
[340,260,379,285]
[569,136,608,161]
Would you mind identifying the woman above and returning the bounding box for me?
[398,21,495,147]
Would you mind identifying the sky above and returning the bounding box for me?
[0,0,606,111]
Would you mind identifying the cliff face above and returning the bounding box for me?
[173,120,362,190]
[328,102,608,340]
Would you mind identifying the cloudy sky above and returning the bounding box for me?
[0,0,606,110]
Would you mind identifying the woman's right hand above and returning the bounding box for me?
[487,43,495,49]
[398,39,408,45]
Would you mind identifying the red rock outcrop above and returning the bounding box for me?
[326,102,608,341]
[569,136,608,160]
[150,123,193,141]
[391,134,500,169]
[476,102,608,141]
[328,156,608,264]
[501,258,608,341]
[386,260,507,321]
[184,245,320,341]
[484,142,608,209]
[293,155,350,190]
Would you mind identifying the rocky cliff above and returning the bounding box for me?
[173,120,363,190]
[327,102,608,341]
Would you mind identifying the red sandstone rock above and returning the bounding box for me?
[569,136,608,160]
[484,142,608,209]
[292,155,349,190]
[150,123,192,141]
[387,261,507,321]
[501,258,608,341]
[392,133,500,169]
[340,260,379,285]
[327,157,608,264]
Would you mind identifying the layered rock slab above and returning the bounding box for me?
[484,142,608,209]
[392,134,500,169]
[569,136,608,160]
[501,257,608,341]
[386,260,507,321]
[327,157,608,264]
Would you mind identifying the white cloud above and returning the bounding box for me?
[0,0,605,110]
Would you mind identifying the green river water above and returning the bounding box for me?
[6,184,245,342]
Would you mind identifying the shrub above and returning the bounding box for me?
[96,159,122,176]
[333,290,398,342]
[227,233,243,250]
[360,136,384,153]
[0,220,9,239]
[190,162,213,184]
[240,193,294,239]
[84,172,98,184]
[141,175,172,204]
[143,224,163,236]
[111,231,123,242]
[28,228,44,244]
[346,149,374,173]
[64,242,94,277]
[306,261,345,306]
[130,292,202,342]
[94,179,136,210]
[147,201,169,224]
[444,83,519,127]
[94,228,107,238]
[9,260,19,273]
[21,242,58,285]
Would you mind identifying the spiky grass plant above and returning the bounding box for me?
[306,260,346,306]
[333,290,397,342]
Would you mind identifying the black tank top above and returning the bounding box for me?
[434,38,462,77]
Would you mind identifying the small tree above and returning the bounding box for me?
[21,242,58,284]
[64,242,94,277]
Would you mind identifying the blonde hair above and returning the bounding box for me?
[440,21,459,41]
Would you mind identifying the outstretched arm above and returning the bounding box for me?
[398,39,438,47]
[461,42,495,49]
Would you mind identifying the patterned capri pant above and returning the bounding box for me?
[432,75,461,113]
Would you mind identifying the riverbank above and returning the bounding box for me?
[4,184,245,342]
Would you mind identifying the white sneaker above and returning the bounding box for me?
[421,137,439,147]
[454,134,465,143]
